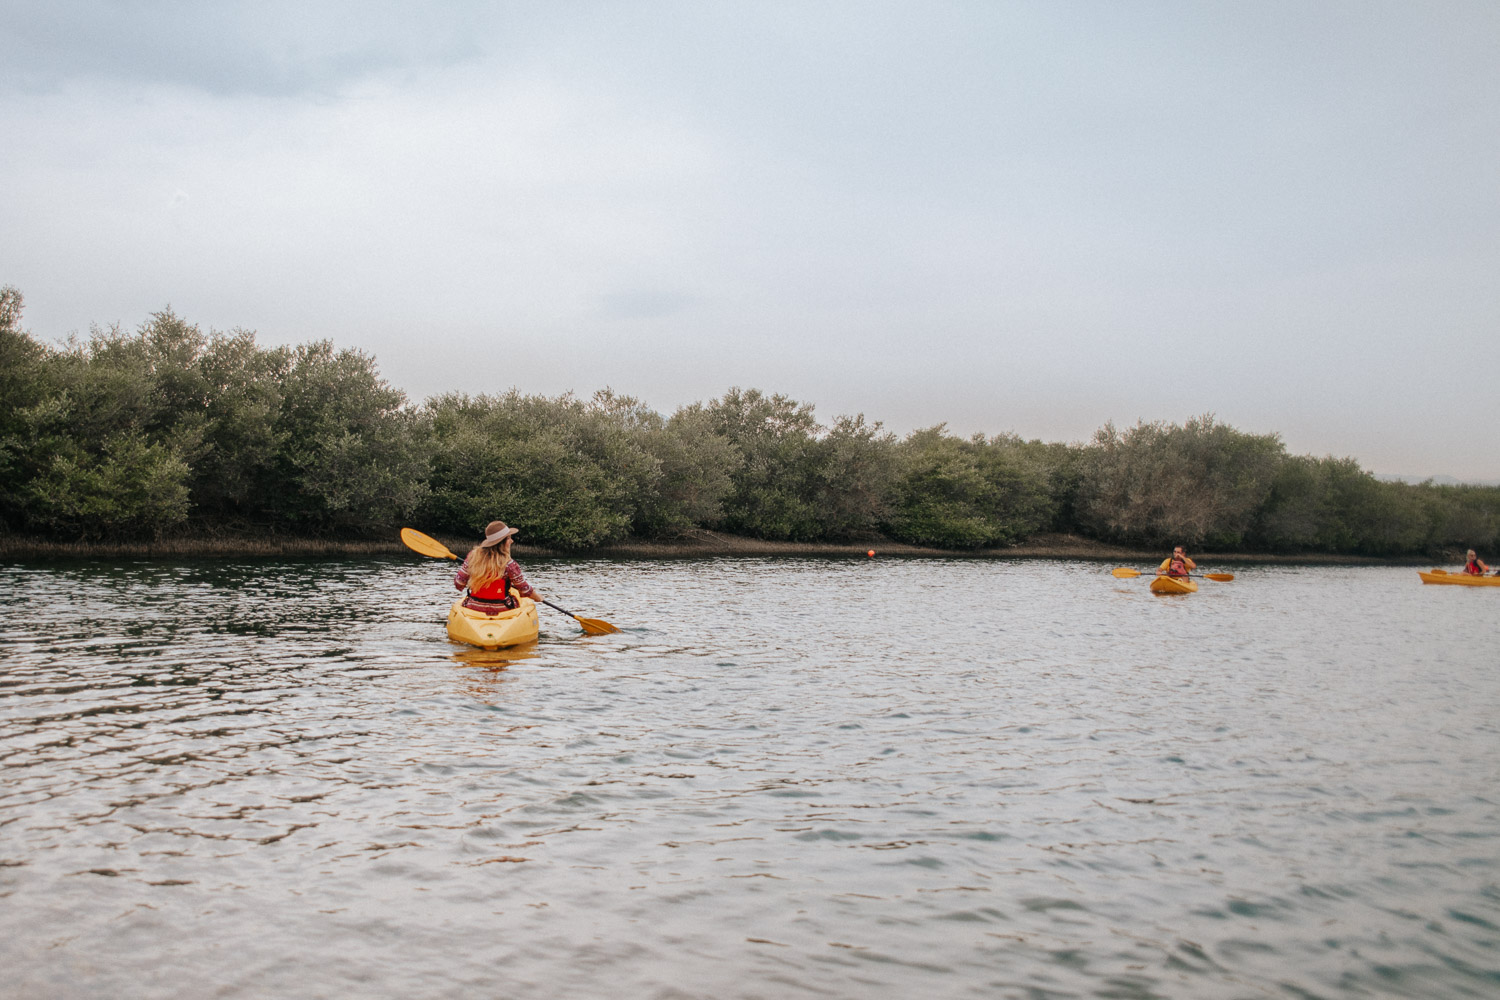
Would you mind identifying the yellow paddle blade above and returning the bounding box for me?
[1430,568,1448,574]
[400,527,459,560]
[1204,573,1235,582]
[575,616,621,636]
[539,598,621,635]
[1111,567,1143,578]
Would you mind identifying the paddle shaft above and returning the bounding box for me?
[542,599,584,621]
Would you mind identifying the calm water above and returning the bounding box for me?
[2,557,1497,999]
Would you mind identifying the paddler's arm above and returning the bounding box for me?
[453,558,471,591]
[506,561,543,603]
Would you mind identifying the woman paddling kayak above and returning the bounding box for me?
[1461,549,1491,576]
[454,520,545,612]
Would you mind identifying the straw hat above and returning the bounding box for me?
[479,520,519,547]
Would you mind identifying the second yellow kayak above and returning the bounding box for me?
[1150,575,1198,595]
[447,597,540,649]
[1419,570,1500,587]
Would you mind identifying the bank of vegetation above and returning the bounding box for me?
[2,288,1496,557]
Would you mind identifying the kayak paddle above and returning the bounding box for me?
[538,599,620,636]
[399,527,621,635]
[401,526,461,561]
[1112,567,1235,582]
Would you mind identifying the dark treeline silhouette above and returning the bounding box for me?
[2,288,1496,554]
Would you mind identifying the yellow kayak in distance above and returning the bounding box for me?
[1150,575,1198,595]
[447,597,540,649]
[1419,570,1500,587]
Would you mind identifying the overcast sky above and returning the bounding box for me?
[3,1,1497,478]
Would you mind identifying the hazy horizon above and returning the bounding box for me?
[3,2,1497,478]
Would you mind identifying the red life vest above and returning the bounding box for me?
[1463,560,1485,575]
[468,564,517,606]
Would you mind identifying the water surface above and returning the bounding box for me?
[2,557,1497,998]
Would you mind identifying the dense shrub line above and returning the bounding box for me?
[2,289,1496,554]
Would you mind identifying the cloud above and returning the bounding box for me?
[596,291,694,322]
[1,2,1498,477]
[0,0,489,96]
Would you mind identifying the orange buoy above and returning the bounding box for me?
[867,550,876,557]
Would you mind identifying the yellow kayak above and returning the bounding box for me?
[1150,575,1198,595]
[447,597,540,649]
[1419,570,1500,587]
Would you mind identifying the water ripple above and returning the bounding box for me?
[2,557,1498,998]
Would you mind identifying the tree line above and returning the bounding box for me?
[2,288,1496,554]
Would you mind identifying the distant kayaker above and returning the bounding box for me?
[1158,546,1196,578]
[1461,549,1490,576]
[453,520,544,612]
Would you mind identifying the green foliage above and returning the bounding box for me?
[1428,486,1500,552]
[1254,455,1343,550]
[813,414,899,539]
[631,401,740,537]
[0,305,197,538]
[20,431,191,539]
[703,388,826,540]
[1252,456,1396,552]
[1023,439,1087,532]
[0,295,425,539]
[1250,458,1500,555]
[0,287,54,514]
[1351,479,1437,555]
[0,285,23,333]
[190,330,288,518]
[269,341,429,532]
[1,284,1495,555]
[692,389,902,541]
[422,390,658,549]
[883,428,1054,548]
[1076,415,1284,547]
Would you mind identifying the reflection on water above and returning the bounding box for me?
[2,556,1498,999]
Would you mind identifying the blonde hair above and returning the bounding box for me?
[464,543,510,592]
